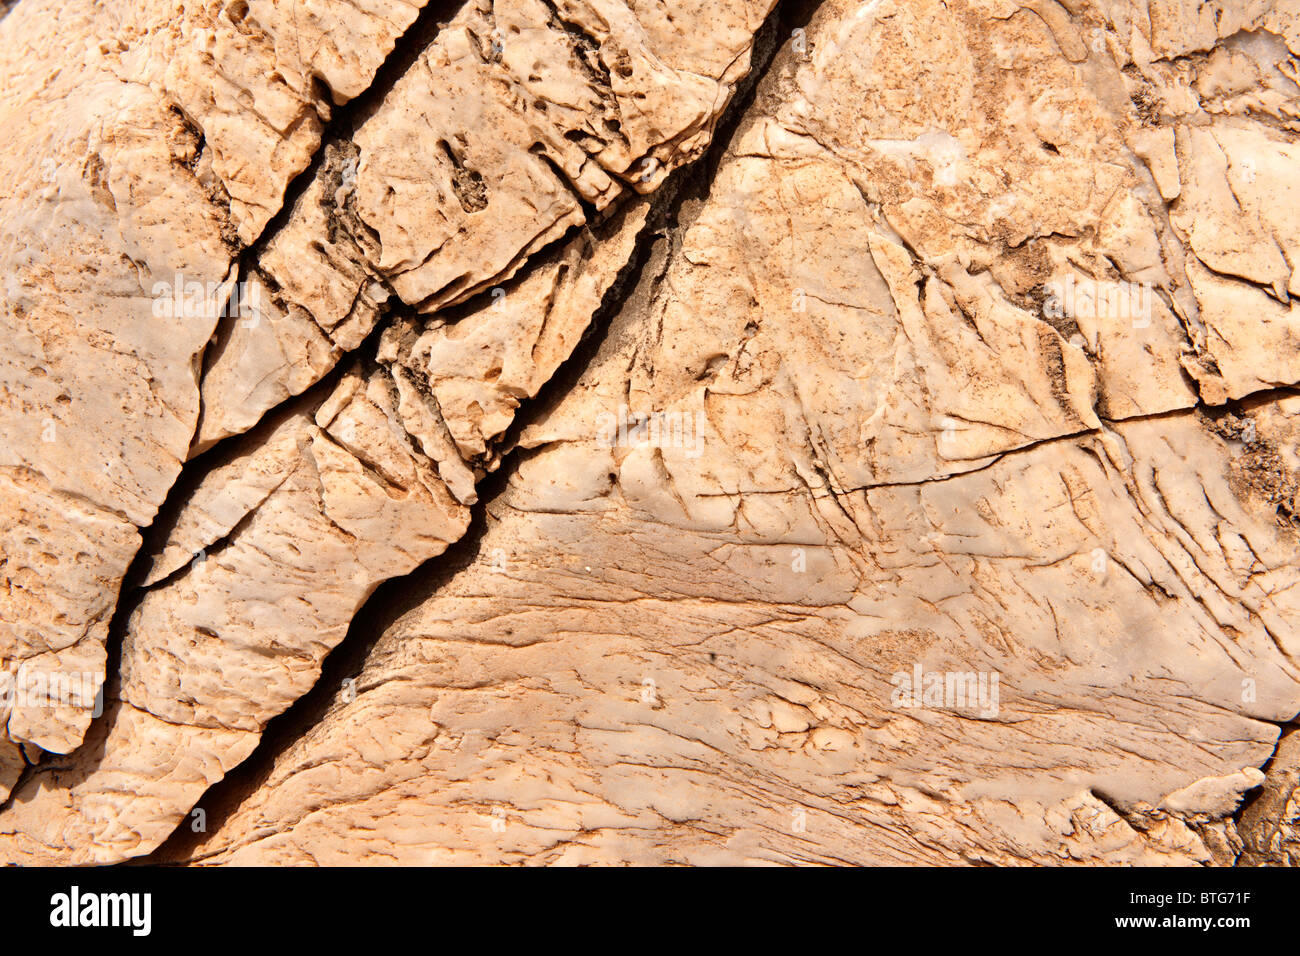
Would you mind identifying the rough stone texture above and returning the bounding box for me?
[2,0,1300,866]
[1238,728,1300,865]
[0,0,774,829]
[0,196,656,863]
[0,0,430,767]
[193,0,779,449]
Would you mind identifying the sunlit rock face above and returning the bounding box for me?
[2,0,1299,866]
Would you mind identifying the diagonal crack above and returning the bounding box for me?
[0,2,467,813]
[141,0,821,864]
[192,0,467,406]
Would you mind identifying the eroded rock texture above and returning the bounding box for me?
[1,0,1299,866]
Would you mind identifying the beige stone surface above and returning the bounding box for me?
[193,0,778,449]
[2,0,1299,865]
[0,0,430,768]
[0,0,769,799]
[0,194,663,863]
[1238,729,1300,865]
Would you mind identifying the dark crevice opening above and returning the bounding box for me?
[192,0,468,400]
[141,0,817,864]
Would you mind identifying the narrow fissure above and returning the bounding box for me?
[141,0,819,863]
[193,0,467,397]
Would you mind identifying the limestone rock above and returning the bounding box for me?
[1239,729,1300,865]
[193,0,778,448]
[2,0,1299,867]
[0,0,773,805]
[0,0,433,769]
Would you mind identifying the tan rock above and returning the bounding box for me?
[0,0,433,762]
[0,195,665,862]
[3,0,1300,867]
[193,0,778,449]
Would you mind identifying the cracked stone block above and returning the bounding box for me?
[2,0,1300,867]
[0,0,436,762]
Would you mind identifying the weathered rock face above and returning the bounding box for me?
[1,0,1298,866]
[0,0,779,861]
[0,0,435,769]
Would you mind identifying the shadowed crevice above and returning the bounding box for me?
[143,0,820,865]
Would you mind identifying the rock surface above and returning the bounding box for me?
[0,0,433,767]
[1,0,1299,865]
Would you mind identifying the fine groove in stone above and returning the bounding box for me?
[4,0,1300,868]
[146,0,805,863]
